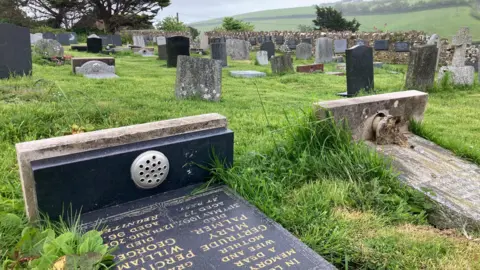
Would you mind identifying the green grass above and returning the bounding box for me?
[192,6,480,39]
[1,48,480,268]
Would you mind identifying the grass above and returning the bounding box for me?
[192,6,480,39]
[0,47,479,268]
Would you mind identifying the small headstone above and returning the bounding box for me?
[374,40,389,51]
[211,41,228,67]
[166,36,190,68]
[226,39,249,60]
[175,56,222,102]
[271,54,294,74]
[42,32,55,40]
[336,63,346,71]
[135,47,155,57]
[394,42,410,52]
[315,37,334,64]
[156,36,166,45]
[249,37,257,46]
[30,33,43,45]
[286,39,296,50]
[296,64,324,73]
[275,36,285,45]
[405,45,438,91]
[373,62,384,68]
[427,34,441,70]
[69,32,78,44]
[111,34,122,46]
[34,39,64,58]
[296,43,313,60]
[87,34,102,53]
[56,33,71,45]
[75,60,118,79]
[71,57,115,74]
[334,39,347,54]
[133,35,146,47]
[339,45,374,97]
[230,70,267,78]
[0,23,32,79]
[255,51,269,65]
[260,41,275,59]
[158,44,167,60]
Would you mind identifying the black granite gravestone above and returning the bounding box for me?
[395,42,410,52]
[374,40,389,51]
[0,23,32,79]
[87,34,103,53]
[43,32,56,40]
[166,36,190,68]
[211,41,228,67]
[158,44,167,60]
[339,45,374,97]
[56,33,71,45]
[260,41,275,59]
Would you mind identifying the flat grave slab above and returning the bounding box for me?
[296,64,324,73]
[325,71,345,76]
[230,71,266,78]
[71,45,88,52]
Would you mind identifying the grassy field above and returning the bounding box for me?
[0,48,480,268]
[192,6,480,39]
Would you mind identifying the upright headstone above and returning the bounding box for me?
[56,33,71,45]
[315,37,334,64]
[249,37,257,46]
[260,41,275,59]
[199,35,209,50]
[334,39,347,54]
[158,44,167,60]
[42,32,55,40]
[395,42,410,52]
[256,51,269,65]
[87,34,102,53]
[275,36,285,45]
[175,56,222,102]
[30,33,43,45]
[133,35,146,47]
[286,39,296,50]
[34,39,64,58]
[426,34,441,70]
[438,27,475,86]
[211,40,227,67]
[156,36,166,45]
[0,23,32,79]
[226,39,249,60]
[296,43,313,60]
[111,34,122,46]
[339,45,374,97]
[405,45,438,91]
[374,40,389,51]
[271,54,294,74]
[166,36,190,68]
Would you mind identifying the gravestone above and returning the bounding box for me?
[405,45,438,91]
[200,35,209,50]
[426,34,441,70]
[135,47,155,57]
[111,34,122,46]
[296,43,313,60]
[69,32,78,44]
[356,40,368,46]
[271,54,294,74]
[374,40,389,51]
[249,37,257,46]
[71,57,115,74]
[230,70,267,78]
[87,34,102,53]
[42,32,55,40]
[158,44,167,60]
[286,39,296,50]
[133,35,146,47]
[71,45,88,52]
[211,41,228,67]
[437,27,475,86]
[56,33,71,45]
[75,60,118,79]
[34,39,64,58]
[226,39,250,60]
[315,38,334,64]
[175,56,222,102]
[99,35,110,46]
[260,41,275,59]
[296,64,324,73]
[395,42,410,52]
[275,36,285,45]
[339,45,374,97]
[156,36,166,45]
[256,51,269,65]
[334,39,347,54]
[166,36,190,68]
[302,38,312,44]
[0,23,32,79]
[30,33,43,45]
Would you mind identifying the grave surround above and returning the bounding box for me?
[296,64,324,73]
[71,57,115,74]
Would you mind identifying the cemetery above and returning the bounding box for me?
[0,18,480,269]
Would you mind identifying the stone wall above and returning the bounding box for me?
[205,30,478,66]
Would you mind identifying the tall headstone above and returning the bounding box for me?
[56,33,71,45]
[0,23,32,79]
[339,45,374,97]
[226,39,249,60]
[133,35,146,47]
[87,34,102,53]
[158,44,167,60]
[296,43,313,60]
[42,32,55,40]
[334,39,347,54]
[426,34,441,70]
[260,41,275,59]
[175,56,222,102]
[315,38,334,64]
[199,34,209,50]
[256,51,269,65]
[30,33,43,45]
[438,27,475,86]
[271,54,294,74]
[166,36,190,68]
[211,40,227,67]
[34,39,64,58]
[405,45,438,91]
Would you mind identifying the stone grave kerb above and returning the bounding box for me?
[451,27,472,67]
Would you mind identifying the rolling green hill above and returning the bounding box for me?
[191,6,480,39]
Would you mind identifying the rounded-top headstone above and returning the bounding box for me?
[34,39,64,58]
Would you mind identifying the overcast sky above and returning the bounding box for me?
[155,0,335,24]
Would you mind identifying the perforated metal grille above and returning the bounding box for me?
[130,151,169,189]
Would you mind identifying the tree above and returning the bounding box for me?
[23,0,85,28]
[188,26,199,40]
[0,0,32,26]
[220,17,254,31]
[155,16,188,31]
[313,6,360,32]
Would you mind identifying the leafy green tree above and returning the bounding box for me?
[313,6,360,32]
[0,0,32,26]
[155,16,188,31]
[220,17,254,31]
[189,26,199,39]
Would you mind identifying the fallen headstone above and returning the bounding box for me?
[135,47,155,57]
[230,70,267,78]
